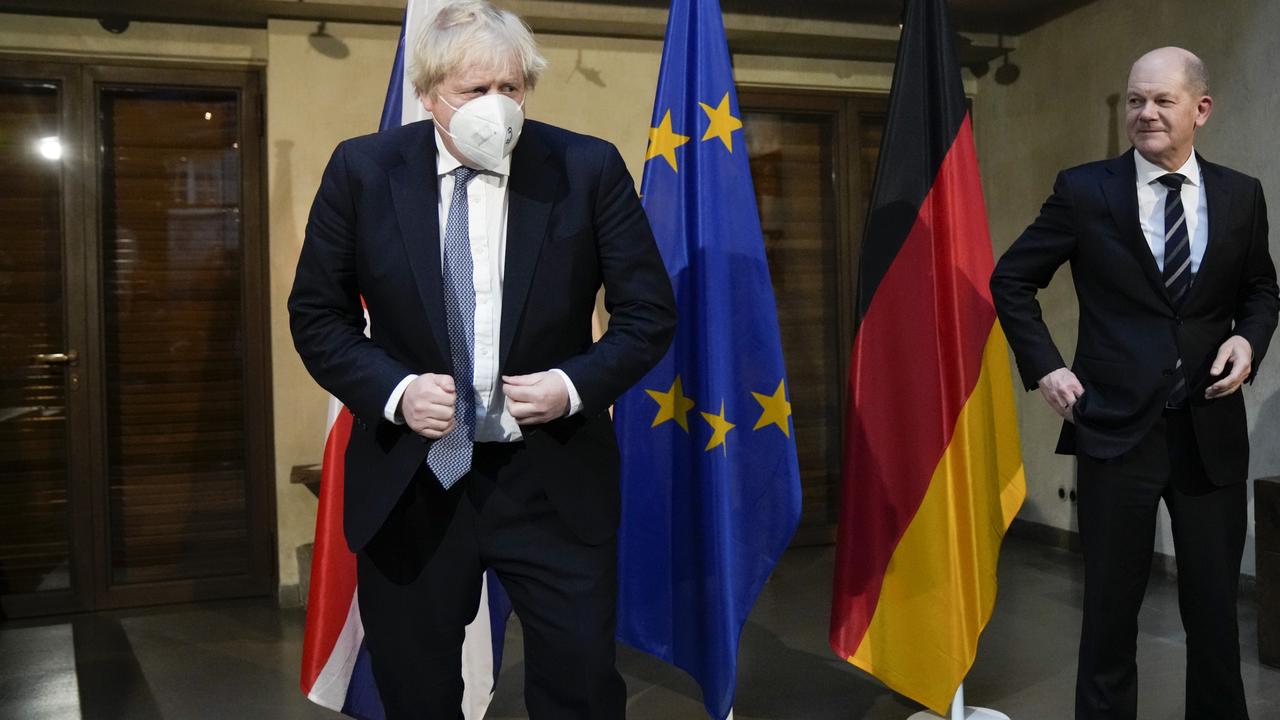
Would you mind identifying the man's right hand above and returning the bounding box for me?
[1038,367,1084,423]
[400,374,456,438]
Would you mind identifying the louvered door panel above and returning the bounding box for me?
[0,79,75,603]
[740,93,887,545]
[99,88,251,586]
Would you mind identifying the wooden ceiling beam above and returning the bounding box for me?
[0,0,1006,67]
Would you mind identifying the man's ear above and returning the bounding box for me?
[1195,95,1214,128]
[418,87,436,117]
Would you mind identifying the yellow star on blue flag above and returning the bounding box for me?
[699,92,742,152]
[646,376,696,431]
[646,109,691,172]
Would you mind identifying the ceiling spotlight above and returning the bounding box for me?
[99,17,129,34]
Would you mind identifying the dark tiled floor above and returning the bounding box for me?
[2,537,1277,719]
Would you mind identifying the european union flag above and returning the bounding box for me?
[613,0,803,717]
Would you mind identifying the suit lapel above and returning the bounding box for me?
[1102,149,1167,303]
[1188,155,1231,309]
[499,127,558,370]
[389,122,450,360]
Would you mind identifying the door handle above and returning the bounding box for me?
[34,350,78,365]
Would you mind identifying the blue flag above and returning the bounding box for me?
[613,0,803,717]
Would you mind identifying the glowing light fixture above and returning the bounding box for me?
[204,111,213,120]
[37,136,62,161]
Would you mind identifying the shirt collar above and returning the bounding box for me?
[433,124,511,178]
[1134,147,1201,188]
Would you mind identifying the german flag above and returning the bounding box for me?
[828,0,1026,713]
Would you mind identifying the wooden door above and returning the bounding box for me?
[739,90,887,545]
[0,60,273,616]
[0,63,91,617]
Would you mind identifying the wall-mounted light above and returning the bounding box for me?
[205,111,213,120]
[36,136,62,161]
[993,34,1021,86]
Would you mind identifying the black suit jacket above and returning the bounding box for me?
[991,149,1278,485]
[289,120,676,550]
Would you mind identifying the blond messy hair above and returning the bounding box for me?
[409,1,548,97]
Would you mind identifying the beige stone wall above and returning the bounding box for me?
[265,19,403,598]
[973,0,1280,575]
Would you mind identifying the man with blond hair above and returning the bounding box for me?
[288,2,675,717]
[992,47,1278,719]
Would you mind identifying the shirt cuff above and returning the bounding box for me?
[384,374,418,424]
[549,368,582,417]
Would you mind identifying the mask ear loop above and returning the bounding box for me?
[435,93,463,140]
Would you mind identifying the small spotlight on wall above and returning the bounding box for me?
[991,34,1021,86]
[994,54,1021,85]
[36,136,62,161]
[204,111,213,120]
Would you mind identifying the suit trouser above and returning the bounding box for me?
[356,441,626,720]
[1075,409,1248,720]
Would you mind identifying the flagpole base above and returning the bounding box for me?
[907,709,1010,720]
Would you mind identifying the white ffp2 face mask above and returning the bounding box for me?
[436,93,525,171]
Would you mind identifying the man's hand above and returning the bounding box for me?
[503,372,569,425]
[401,374,456,438]
[1038,367,1084,422]
[1205,335,1253,399]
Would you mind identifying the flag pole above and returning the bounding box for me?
[904,683,1011,720]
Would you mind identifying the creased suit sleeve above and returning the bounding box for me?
[288,143,415,423]
[556,144,677,414]
[1233,179,1280,381]
[990,171,1078,390]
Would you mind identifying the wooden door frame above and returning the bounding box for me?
[84,62,274,609]
[734,87,888,545]
[0,55,275,615]
[0,58,93,617]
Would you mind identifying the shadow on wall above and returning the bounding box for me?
[273,139,296,246]
[570,49,607,88]
[1106,92,1121,157]
[1251,388,1280,482]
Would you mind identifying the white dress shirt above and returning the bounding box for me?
[383,130,582,439]
[1135,149,1208,275]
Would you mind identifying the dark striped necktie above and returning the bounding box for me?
[1157,172,1189,407]
[1158,173,1191,307]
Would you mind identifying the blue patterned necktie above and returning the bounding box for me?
[427,166,478,489]
[1158,172,1190,407]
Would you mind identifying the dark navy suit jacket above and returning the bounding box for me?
[289,120,676,550]
[991,149,1278,485]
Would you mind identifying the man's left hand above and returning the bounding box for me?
[1205,335,1253,399]
[503,371,569,424]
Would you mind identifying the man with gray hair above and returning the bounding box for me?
[288,2,676,717]
[992,47,1278,718]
